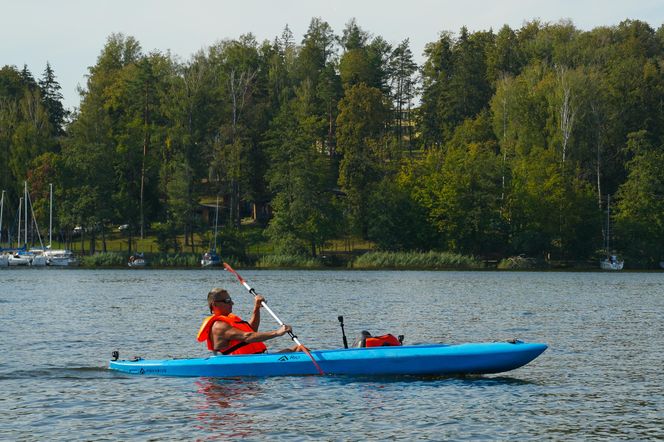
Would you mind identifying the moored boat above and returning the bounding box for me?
[128,253,147,267]
[600,195,624,271]
[201,251,221,268]
[29,251,47,266]
[109,341,547,378]
[600,255,624,271]
[42,185,78,267]
[45,249,79,266]
[8,251,32,266]
[201,196,221,268]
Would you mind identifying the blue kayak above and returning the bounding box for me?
[109,341,547,377]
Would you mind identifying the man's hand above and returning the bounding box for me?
[253,295,265,309]
[276,324,292,336]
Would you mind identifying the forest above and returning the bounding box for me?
[1,18,664,267]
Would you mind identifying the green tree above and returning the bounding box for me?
[336,83,390,237]
[38,62,67,136]
[487,25,524,83]
[413,114,504,255]
[164,153,196,252]
[387,39,418,151]
[419,32,454,147]
[508,147,597,260]
[366,178,437,251]
[265,98,338,256]
[615,132,664,266]
[207,35,265,228]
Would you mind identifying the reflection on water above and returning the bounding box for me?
[1,269,663,440]
[194,379,264,439]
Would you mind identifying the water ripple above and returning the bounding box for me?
[1,269,663,440]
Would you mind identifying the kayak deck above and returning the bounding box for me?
[109,341,547,378]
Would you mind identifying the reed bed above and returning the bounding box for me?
[149,253,200,267]
[352,251,481,269]
[255,254,321,268]
[79,252,127,267]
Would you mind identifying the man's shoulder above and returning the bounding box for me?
[211,318,232,328]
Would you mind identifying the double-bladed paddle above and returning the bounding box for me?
[223,262,324,375]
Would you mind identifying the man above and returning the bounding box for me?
[197,288,298,355]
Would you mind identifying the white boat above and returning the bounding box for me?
[29,251,47,266]
[8,251,31,266]
[42,184,77,267]
[600,195,624,271]
[201,251,221,267]
[600,256,624,271]
[45,249,79,266]
[0,253,9,267]
[10,182,49,267]
[201,196,221,268]
[128,254,147,268]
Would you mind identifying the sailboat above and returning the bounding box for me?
[0,190,8,267]
[42,184,79,266]
[8,183,47,266]
[201,196,221,268]
[23,181,47,266]
[7,196,30,266]
[600,195,624,270]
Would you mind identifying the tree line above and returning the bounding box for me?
[1,18,664,266]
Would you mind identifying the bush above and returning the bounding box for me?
[497,255,538,270]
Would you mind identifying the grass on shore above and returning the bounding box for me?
[60,227,483,270]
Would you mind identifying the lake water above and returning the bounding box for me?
[1,268,663,440]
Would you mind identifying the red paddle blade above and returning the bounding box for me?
[300,346,324,375]
[223,262,245,284]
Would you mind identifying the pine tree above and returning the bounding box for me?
[38,62,67,135]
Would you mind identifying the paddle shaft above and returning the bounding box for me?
[223,263,324,375]
[242,281,302,346]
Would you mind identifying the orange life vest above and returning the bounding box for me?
[364,334,402,347]
[196,313,267,355]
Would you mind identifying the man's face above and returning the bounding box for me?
[213,295,234,313]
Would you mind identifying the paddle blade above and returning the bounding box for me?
[223,262,244,283]
[299,346,324,375]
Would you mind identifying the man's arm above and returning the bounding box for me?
[210,320,291,350]
[247,295,264,331]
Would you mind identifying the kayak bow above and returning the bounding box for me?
[109,341,547,378]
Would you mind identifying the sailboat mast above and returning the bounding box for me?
[49,183,53,248]
[24,181,28,247]
[213,196,219,251]
[606,195,611,254]
[17,197,22,248]
[0,190,4,247]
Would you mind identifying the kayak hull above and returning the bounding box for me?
[109,342,547,377]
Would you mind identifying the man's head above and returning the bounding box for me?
[207,288,234,314]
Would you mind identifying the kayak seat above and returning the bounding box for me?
[352,331,403,348]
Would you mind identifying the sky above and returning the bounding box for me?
[2,0,663,110]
